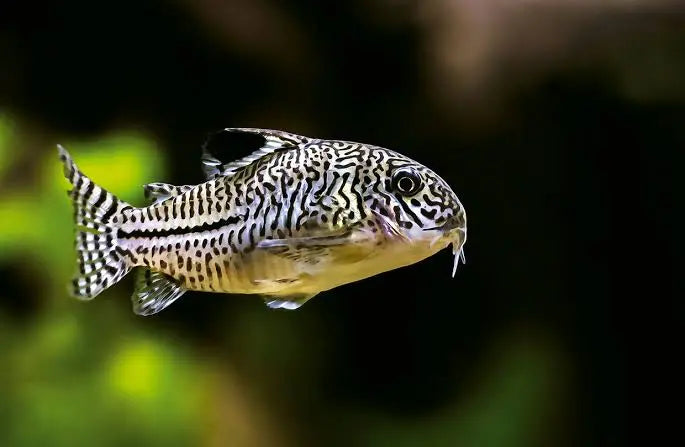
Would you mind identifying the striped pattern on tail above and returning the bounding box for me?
[58,145,134,299]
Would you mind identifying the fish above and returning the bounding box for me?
[58,128,467,315]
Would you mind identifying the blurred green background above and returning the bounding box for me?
[1,1,683,446]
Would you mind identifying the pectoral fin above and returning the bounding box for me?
[370,208,408,242]
[257,228,354,264]
[132,268,186,316]
[258,230,353,249]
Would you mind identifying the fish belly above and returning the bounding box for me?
[239,241,449,297]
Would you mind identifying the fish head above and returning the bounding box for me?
[364,151,467,276]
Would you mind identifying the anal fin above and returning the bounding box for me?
[262,293,318,310]
[132,268,186,316]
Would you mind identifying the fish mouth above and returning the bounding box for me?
[450,230,467,278]
[425,217,466,277]
[424,211,463,233]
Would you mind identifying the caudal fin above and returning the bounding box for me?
[58,145,133,300]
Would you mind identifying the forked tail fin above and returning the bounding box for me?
[58,145,134,299]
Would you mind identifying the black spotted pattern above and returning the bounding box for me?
[114,134,465,293]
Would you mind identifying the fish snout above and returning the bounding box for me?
[441,210,466,235]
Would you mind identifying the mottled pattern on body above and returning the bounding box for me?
[59,128,467,315]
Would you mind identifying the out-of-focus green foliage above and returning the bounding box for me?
[1,313,206,447]
[0,114,15,179]
[0,132,164,288]
[0,128,202,447]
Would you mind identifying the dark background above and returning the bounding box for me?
[1,1,683,446]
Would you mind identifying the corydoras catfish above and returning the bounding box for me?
[58,128,467,315]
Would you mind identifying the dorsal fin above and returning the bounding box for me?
[201,128,309,179]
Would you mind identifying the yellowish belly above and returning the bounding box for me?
[205,238,450,297]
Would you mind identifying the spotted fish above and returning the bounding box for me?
[58,128,467,315]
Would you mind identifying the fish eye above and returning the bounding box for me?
[391,168,422,196]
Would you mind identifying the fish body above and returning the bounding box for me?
[59,128,467,315]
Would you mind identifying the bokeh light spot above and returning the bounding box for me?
[108,339,167,400]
